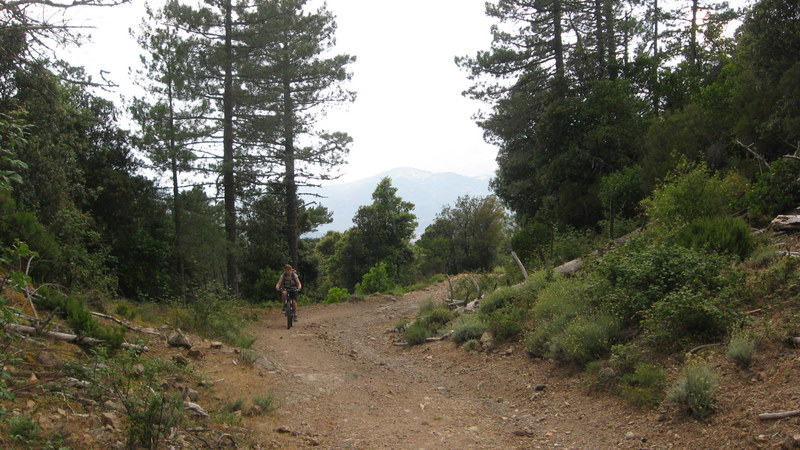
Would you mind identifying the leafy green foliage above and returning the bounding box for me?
[324,287,350,304]
[355,262,394,295]
[747,158,800,222]
[417,195,508,274]
[5,414,41,443]
[642,162,746,231]
[172,282,254,348]
[619,364,667,408]
[594,242,735,326]
[672,216,754,260]
[668,357,719,419]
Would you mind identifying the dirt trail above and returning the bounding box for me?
[198,282,800,449]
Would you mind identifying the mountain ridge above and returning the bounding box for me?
[304,167,493,238]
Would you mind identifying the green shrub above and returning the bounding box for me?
[642,287,734,351]
[672,216,754,260]
[546,313,620,365]
[668,357,718,419]
[746,246,779,269]
[355,262,394,295]
[125,391,182,449]
[422,304,454,327]
[478,285,519,315]
[240,349,260,366]
[324,287,351,304]
[726,331,756,369]
[526,279,591,357]
[619,363,667,407]
[609,343,647,375]
[595,243,734,325]
[462,339,480,351]
[175,282,254,347]
[252,392,278,413]
[486,308,526,343]
[404,321,430,346]
[642,162,746,230]
[6,414,40,442]
[451,316,487,344]
[747,157,800,222]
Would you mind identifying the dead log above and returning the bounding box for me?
[90,312,160,336]
[468,276,482,300]
[758,410,800,420]
[3,323,149,352]
[511,251,529,279]
[426,332,451,342]
[554,258,583,276]
[688,343,722,354]
[770,215,800,232]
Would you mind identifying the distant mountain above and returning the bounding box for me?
[303,167,492,238]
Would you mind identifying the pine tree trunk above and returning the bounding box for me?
[222,0,238,294]
[282,77,299,267]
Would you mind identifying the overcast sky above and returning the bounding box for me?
[62,0,499,184]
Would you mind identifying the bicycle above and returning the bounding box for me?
[281,287,299,329]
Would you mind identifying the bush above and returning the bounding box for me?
[594,242,734,326]
[546,313,620,365]
[745,245,779,270]
[252,392,278,413]
[672,216,754,260]
[462,339,480,351]
[526,279,591,357]
[324,287,350,304]
[451,316,486,344]
[619,363,667,407]
[642,287,735,351]
[642,162,746,230]
[355,262,394,295]
[174,282,254,347]
[486,308,526,343]
[726,331,756,369]
[404,321,430,346]
[747,157,800,222]
[668,357,718,419]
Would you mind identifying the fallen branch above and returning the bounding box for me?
[758,410,800,421]
[426,332,451,342]
[90,312,160,336]
[688,343,722,354]
[511,251,529,279]
[3,323,149,352]
[468,276,482,300]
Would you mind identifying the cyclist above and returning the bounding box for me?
[275,263,302,321]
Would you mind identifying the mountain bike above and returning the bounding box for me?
[281,287,299,329]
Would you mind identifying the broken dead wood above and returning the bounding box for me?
[444,298,467,307]
[393,333,451,346]
[770,215,800,232]
[3,323,149,352]
[90,312,161,336]
[554,258,583,276]
[758,410,800,421]
[511,251,529,279]
[184,401,209,417]
[468,276,482,300]
[787,336,800,346]
[688,343,722,354]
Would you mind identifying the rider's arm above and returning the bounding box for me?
[294,272,302,290]
[275,277,282,291]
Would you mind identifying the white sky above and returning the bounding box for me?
[61,0,499,184]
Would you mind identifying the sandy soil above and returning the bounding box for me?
[190,281,800,449]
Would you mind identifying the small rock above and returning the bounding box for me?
[756,435,769,443]
[210,341,224,349]
[172,354,188,366]
[504,347,514,355]
[167,330,193,349]
[625,431,637,440]
[599,367,617,379]
[534,384,547,392]
[187,348,203,360]
[182,387,200,402]
[468,426,480,432]
[36,351,64,368]
[101,412,121,430]
[480,331,495,350]
[104,400,124,411]
[132,363,145,377]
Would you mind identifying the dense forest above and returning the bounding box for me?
[0,0,798,303]
[2,0,800,446]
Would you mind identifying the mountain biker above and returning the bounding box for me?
[275,263,302,321]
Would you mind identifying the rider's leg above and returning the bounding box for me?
[291,298,298,317]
